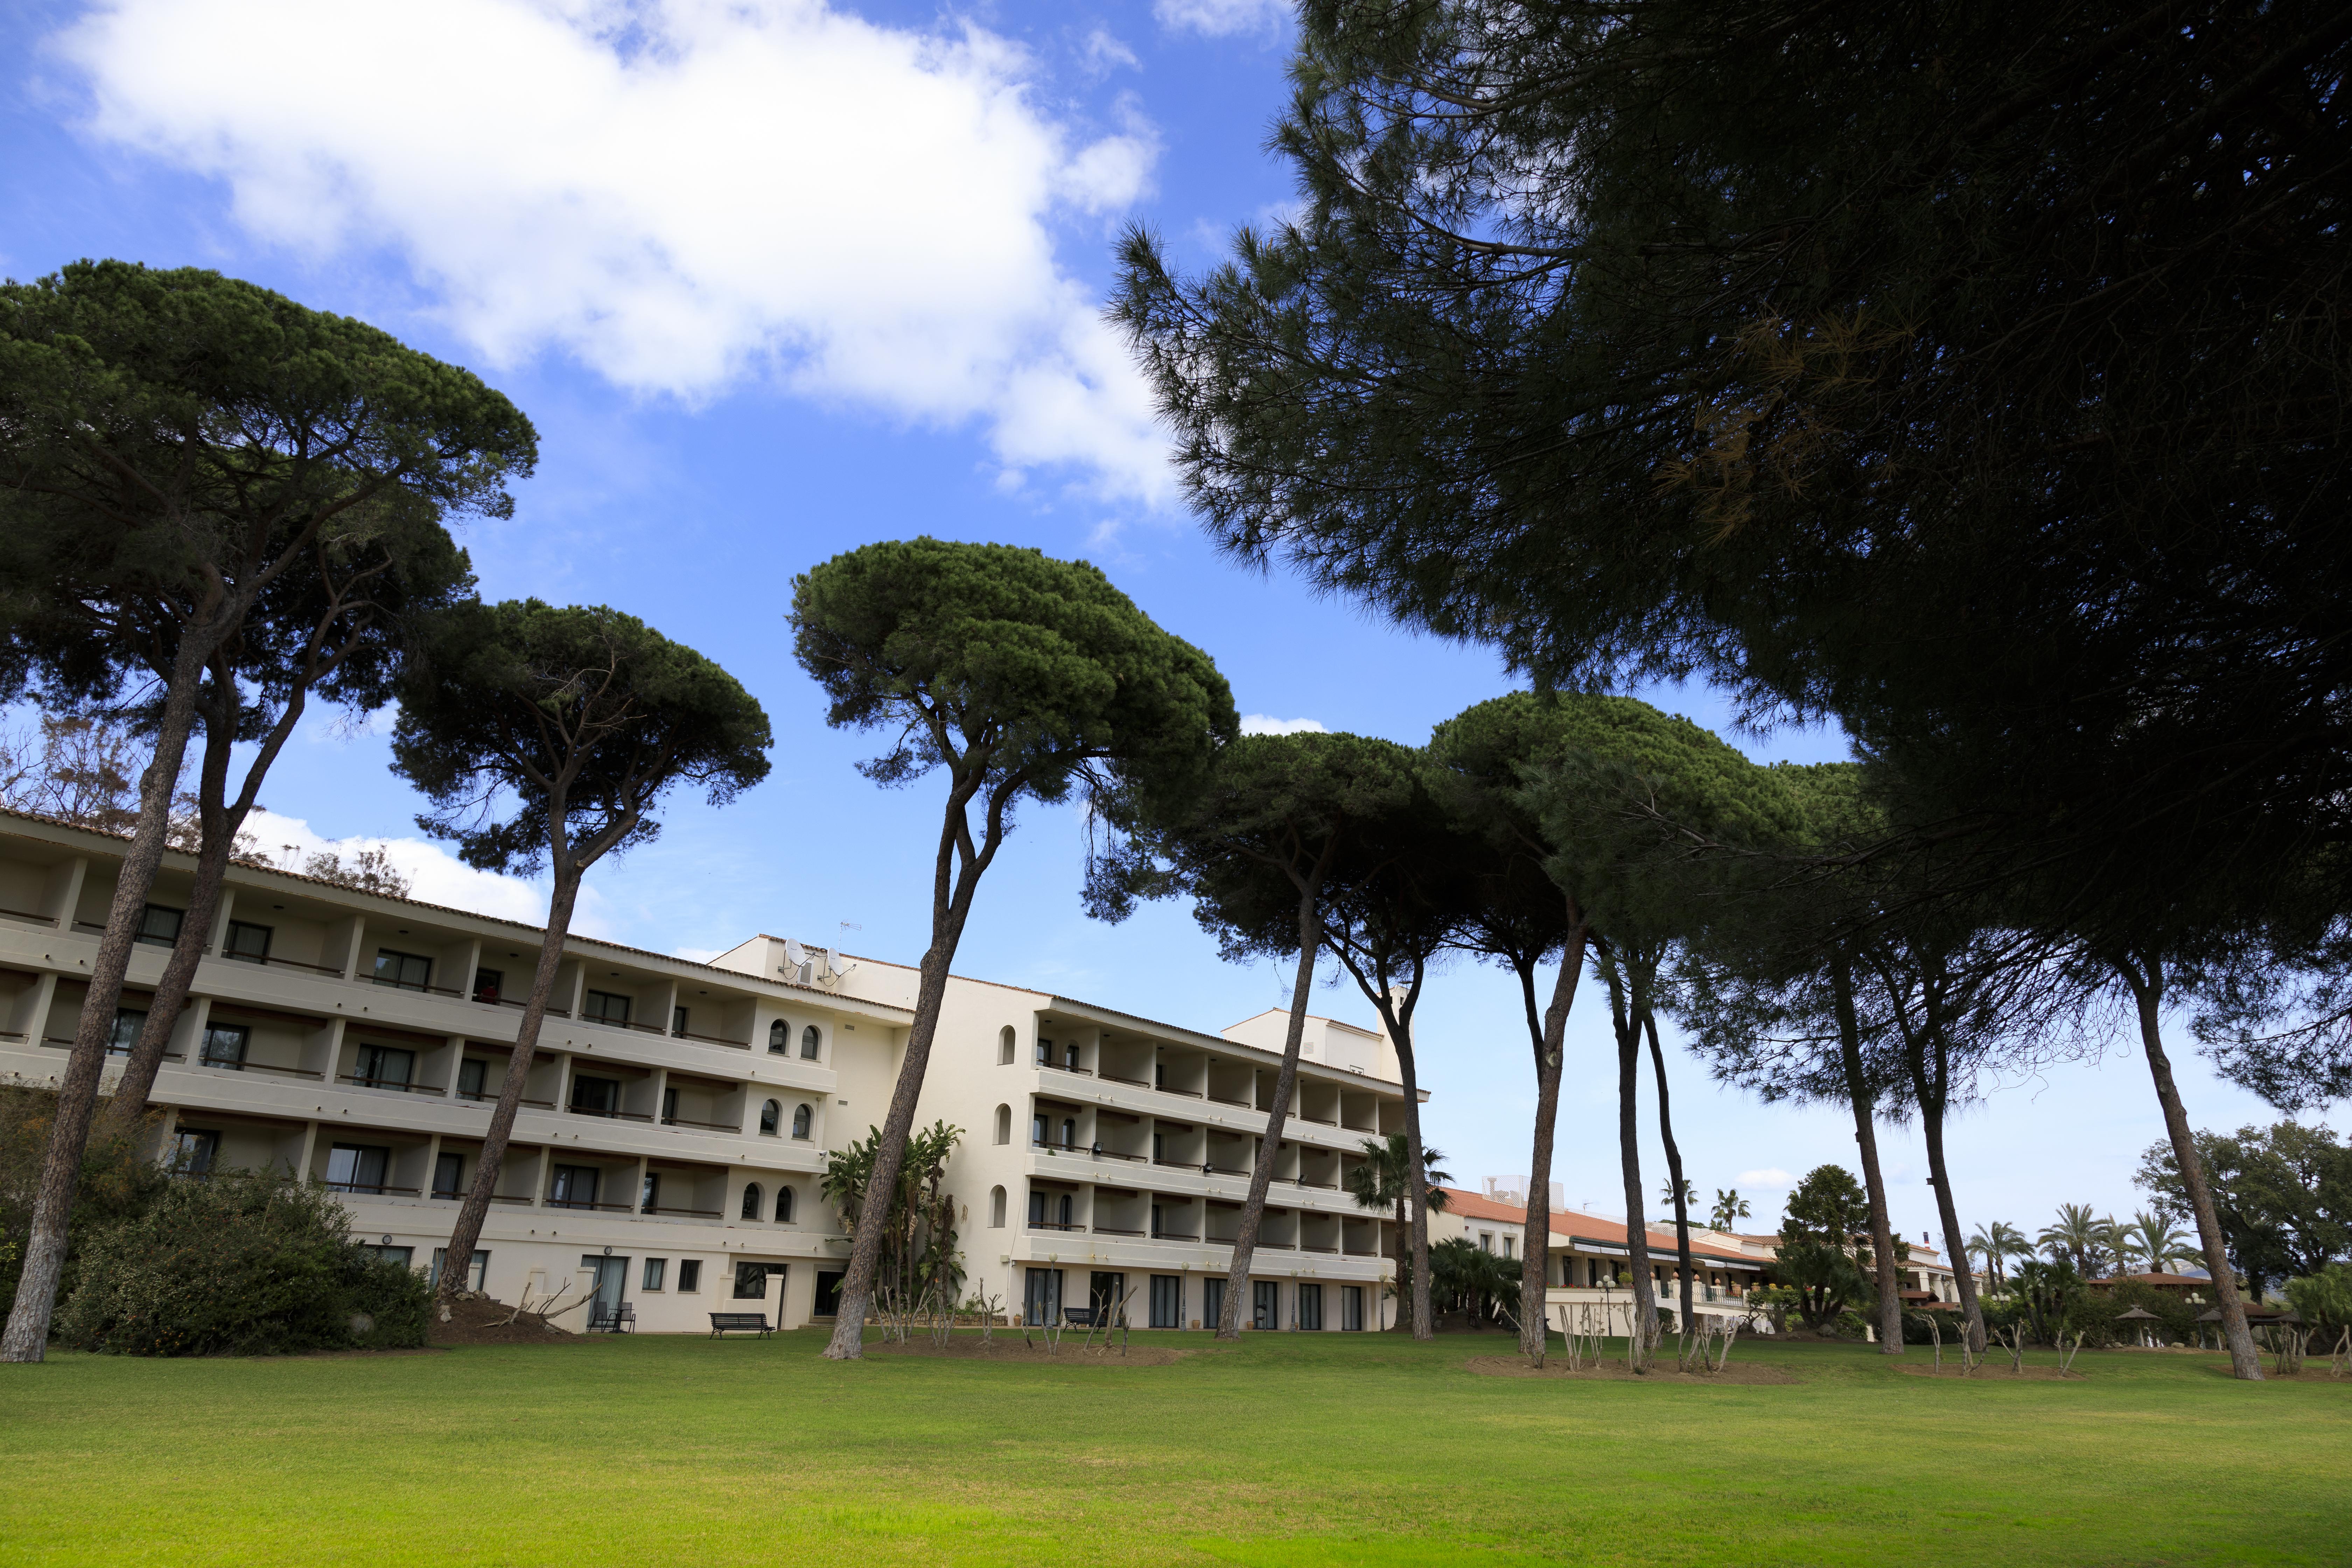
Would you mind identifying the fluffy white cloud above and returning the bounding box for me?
[241,807,617,939]
[1156,0,1291,38]
[1239,714,1327,735]
[56,0,1172,499]
[1735,1167,1795,1188]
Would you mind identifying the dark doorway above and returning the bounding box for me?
[813,1269,845,1318]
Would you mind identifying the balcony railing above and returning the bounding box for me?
[546,1198,634,1213]
[641,1204,724,1219]
[661,1114,740,1132]
[568,1104,654,1123]
[1093,1225,1145,1237]
[1036,1058,1094,1076]
[457,1090,554,1108]
[341,1073,437,1093]
[0,904,53,926]
[324,1182,420,1197]
[1301,1244,1339,1254]
[1100,1071,1150,1088]
[1150,1228,1198,1241]
[221,952,345,976]
[1207,1093,1252,1108]
[1027,1220,1084,1232]
[672,1029,751,1049]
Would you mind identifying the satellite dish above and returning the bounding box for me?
[783,938,806,970]
[825,947,848,979]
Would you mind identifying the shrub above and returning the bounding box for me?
[0,1081,168,1320]
[2283,1264,2352,1333]
[56,1170,428,1355]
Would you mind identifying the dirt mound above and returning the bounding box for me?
[859,1337,1194,1366]
[427,1295,580,1347]
[1464,1355,1795,1384]
[1900,1365,2083,1380]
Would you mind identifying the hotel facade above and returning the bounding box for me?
[0,812,1406,1334]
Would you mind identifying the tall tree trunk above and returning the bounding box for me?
[0,636,214,1363]
[1600,951,1658,1360]
[1897,1003,1986,1353]
[2115,951,2262,1380]
[1833,960,1905,1354]
[1218,891,1320,1338]
[436,866,584,1302]
[1517,937,1585,1359]
[1641,1004,1695,1337]
[1368,981,1435,1341]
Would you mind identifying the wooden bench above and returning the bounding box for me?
[1062,1307,1098,1328]
[708,1312,772,1338]
[588,1302,637,1334]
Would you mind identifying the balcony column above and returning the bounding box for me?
[39,854,89,929]
[633,1154,651,1216]
[324,914,366,981]
[650,979,680,1037]
[649,1066,671,1126]
[295,1118,320,1186]
[169,994,212,1070]
[8,970,59,1048]
[421,1132,444,1199]
[203,888,236,955]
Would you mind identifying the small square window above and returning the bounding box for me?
[371,949,430,991]
[200,1024,250,1070]
[642,1258,667,1292]
[582,989,631,1026]
[106,1008,147,1055]
[473,967,504,1004]
[136,904,183,947]
[677,1260,702,1294]
[223,920,272,962]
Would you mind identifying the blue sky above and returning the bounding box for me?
[5,0,2336,1258]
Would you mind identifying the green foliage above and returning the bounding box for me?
[0,259,532,708]
[2283,1264,2352,1332]
[1426,1238,1517,1326]
[2009,1258,2087,1346]
[2135,1121,2352,1298]
[55,1170,427,1356]
[792,537,1233,813]
[1343,1134,1451,1222]
[392,598,772,876]
[1774,1164,1895,1331]
[822,1121,965,1312]
[0,1085,168,1320]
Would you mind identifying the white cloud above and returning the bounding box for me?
[242,807,617,939]
[1240,714,1327,735]
[1735,1167,1795,1188]
[1081,27,1140,75]
[56,0,1174,500]
[1156,0,1290,38]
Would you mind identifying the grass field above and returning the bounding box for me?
[1,1329,2345,1567]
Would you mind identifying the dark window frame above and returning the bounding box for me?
[371,948,431,992]
[222,919,272,962]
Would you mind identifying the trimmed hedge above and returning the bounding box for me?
[56,1170,428,1355]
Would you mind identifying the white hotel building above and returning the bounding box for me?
[0,812,1406,1334]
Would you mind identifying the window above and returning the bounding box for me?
[671,1006,689,1037]
[325,1143,390,1194]
[1253,1280,1280,1330]
[678,1260,701,1294]
[640,1172,661,1213]
[372,949,430,991]
[758,1100,780,1136]
[171,1129,218,1176]
[550,1164,602,1208]
[1023,1267,1062,1325]
[1296,1282,1323,1331]
[433,1152,464,1199]
[1503,1234,1515,1260]
[800,1024,820,1060]
[136,904,183,947]
[1342,1285,1365,1332]
[1153,1132,1164,1163]
[1028,1190,1045,1226]
[775,1186,794,1223]
[1204,1277,1225,1330]
[1057,1193,1073,1228]
[106,1008,146,1055]
[1031,1112,1049,1146]
[768,1019,788,1054]
[993,1105,1011,1145]
[456,1059,488,1100]
[223,920,272,962]
[998,1026,1015,1065]
[200,1023,249,1070]
[582,989,631,1026]
[989,1186,1006,1228]
[429,1248,490,1292]
[1479,1232,1494,1253]
[790,1103,812,1139]
[741,1183,763,1220]
[472,967,504,1004]
[734,1261,771,1300]
[642,1258,667,1292]
[356,1044,414,1090]
[1065,1042,1080,1071]
[1149,1274,1183,1329]
[661,1086,678,1123]
[1154,1062,1166,1090]
[1035,1037,1051,1065]
[1060,1117,1077,1148]
[359,1244,414,1270]
[569,1074,618,1115]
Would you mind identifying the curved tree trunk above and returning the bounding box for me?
[0,636,213,1362]
[436,867,583,1303]
[1516,939,1584,1359]
[1833,960,1904,1354]
[2116,952,2261,1380]
[1387,1007,1434,1341]
[1641,1005,1695,1338]
[1917,1094,1987,1353]
[1218,894,1320,1339]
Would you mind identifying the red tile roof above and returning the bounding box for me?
[1439,1188,1756,1267]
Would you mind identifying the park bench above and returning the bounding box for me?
[587,1301,637,1333]
[1062,1306,1098,1328]
[708,1311,773,1338]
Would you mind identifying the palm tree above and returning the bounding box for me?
[1347,1134,1452,1328]
[2119,1210,2194,1275]
[1709,1188,1752,1233]
[2038,1203,2107,1276]
[1968,1221,2029,1290]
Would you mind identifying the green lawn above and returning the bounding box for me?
[1,1330,2345,1567]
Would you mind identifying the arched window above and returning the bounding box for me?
[759,1099,780,1135]
[1060,1117,1077,1148]
[776,1186,794,1223]
[791,1103,812,1139]
[1031,1112,1047,1146]
[993,1105,1011,1145]
[998,1026,1015,1065]
[741,1183,762,1220]
[1057,1193,1073,1227]
[989,1185,1006,1228]
[767,1019,788,1054]
[800,1024,820,1060]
